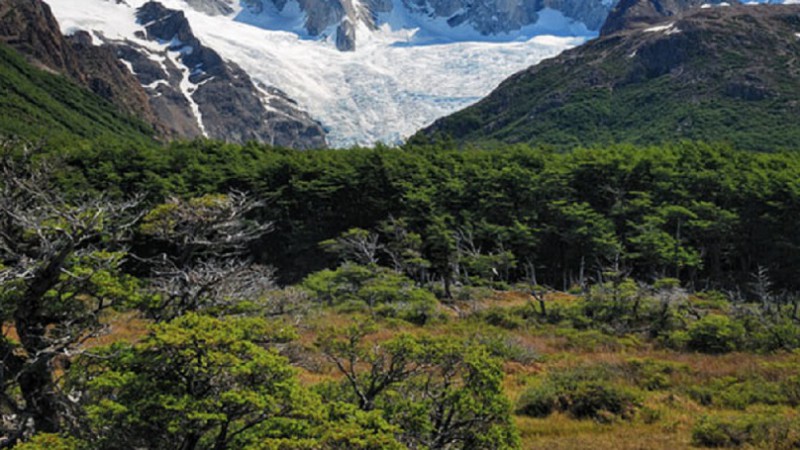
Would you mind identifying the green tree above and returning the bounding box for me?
[0,147,140,442]
[73,314,313,450]
[319,326,520,449]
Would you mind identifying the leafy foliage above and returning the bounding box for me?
[72,314,310,449]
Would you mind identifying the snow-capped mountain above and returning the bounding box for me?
[46,0,600,146]
[221,0,614,51]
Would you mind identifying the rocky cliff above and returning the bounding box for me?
[215,0,615,51]
[126,1,327,148]
[600,0,738,35]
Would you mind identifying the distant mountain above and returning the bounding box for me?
[202,0,614,52]
[416,3,800,151]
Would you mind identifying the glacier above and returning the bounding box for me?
[46,0,593,147]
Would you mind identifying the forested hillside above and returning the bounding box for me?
[418,4,800,151]
[0,44,154,145]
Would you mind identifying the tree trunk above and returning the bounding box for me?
[213,422,230,450]
[17,352,59,433]
[443,276,452,300]
[183,433,201,450]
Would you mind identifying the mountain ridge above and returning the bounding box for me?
[416,3,800,151]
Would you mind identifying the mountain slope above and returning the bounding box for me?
[0,0,162,134]
[47,0,588,147]
[0,42,155,144]
[123,1,328,148]
[417,4,800,151]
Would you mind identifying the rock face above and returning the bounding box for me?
[416,4,800,150]
[125,1,327,148]
[183,0,236,15]
[0,0,160,130]
[1,0,326,148]
[600,0,738,35]
[234,0,616,51]
[409,0,615,34]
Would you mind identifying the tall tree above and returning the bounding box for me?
[0,144,140,444]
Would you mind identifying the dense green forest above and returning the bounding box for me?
[50,138,800,292]
[3,136,800,449]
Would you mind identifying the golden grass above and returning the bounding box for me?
[10,288,797,450]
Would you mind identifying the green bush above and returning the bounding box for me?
[781,375,800,407]
[625,358,687,391]
[516,365,640,422]
[566,382,639,421]
[15,435,84,450]
[481,307,526,330]
[692,414,800,448]
[516,384,558,418]
[303,265,439,324]
[687,377,785,409]
[750,320,800,352]
[686,315,745,354]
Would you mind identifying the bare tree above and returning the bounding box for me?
[0,143,140,444]
[321,228,382,266]
[138,192,275,320]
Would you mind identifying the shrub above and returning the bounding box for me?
[15,435,84,450]
[481,307,526,330]
[625,358,687,391]
[303,265,439,324]
[686,315,745,354]
[566,382,639,421]
[516,384,558,418]
[783,375,800,407]
[750,320,800,352]
[692,414,800,448]
[687,377,785,410]
[516,365,640,422]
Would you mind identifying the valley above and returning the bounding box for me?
[46,0,593,146]
[2,0,800,449]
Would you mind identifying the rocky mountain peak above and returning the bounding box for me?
[114,1,328,148]
[233,0,616,52]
